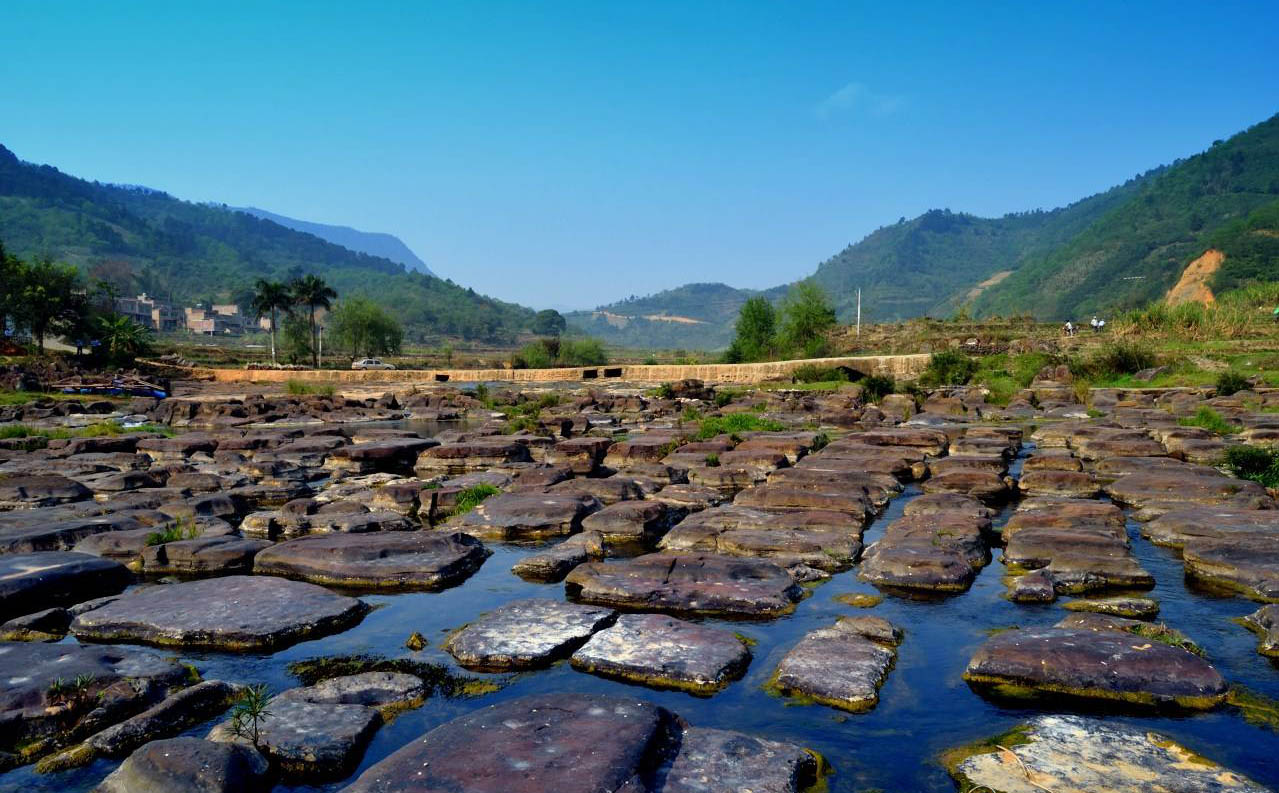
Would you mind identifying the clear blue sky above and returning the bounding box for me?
[4,1,1278,310]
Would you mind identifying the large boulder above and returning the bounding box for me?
[253,531,489,590]
[71,575,369,651]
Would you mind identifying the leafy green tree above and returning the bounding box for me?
[779,279,837,358]
[281,312,313,365]
[17,258,84,354]
[290,274,337,368]
[329,296,403,358]
[532,309,567,336]
[251,279,293,365]
[95,313,153,365]
[0,242,26,338]
[724,296,776,363]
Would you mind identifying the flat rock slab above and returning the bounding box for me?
[71,575,369,651]
[571,613,751,694]
[95,737,270,793]
[283,672,425,709]
[141,536,270,576]
[210,696,380,780]
[0,474,93,509]
[339,692,673,793]
[1143,507,1278,548]
[859,511,989,594]
[769,617,899,712]
[947,714,1269,793]
[964,627,1227,709]
[660,726,819,793]
[659,505,862,572]
[254,531,489,590]
[0,551,131,620]
[1182,534,1279,601]
[445,598,616,670]
[566,553,803,618]
[0,641,187,753]
[450,493,598,541]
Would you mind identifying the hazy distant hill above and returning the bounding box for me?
[237,206,433,276]
[0,144,532,341]
[565,282,786,350]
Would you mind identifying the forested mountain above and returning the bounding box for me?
[236,206,434,276]
[975,113,1279,318]
[0,144,530,341]
[574,112,1279,347]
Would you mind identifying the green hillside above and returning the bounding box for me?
[810,174,1148,323]
[975,113,1279,319]
[0,144,533,342]
[1208,199,1279,293]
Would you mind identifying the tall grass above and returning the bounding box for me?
[1178,407,1239,435]
[1113,284,1279,341]
[694,413,785,441]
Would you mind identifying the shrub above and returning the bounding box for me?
[654,383,676,400]
[453,484,500,515]
[1070,342,1156,381]
[920,351,976,387]
[1225,445,1279,489]
[694,413,785,441]
[1216,371,1251,397]
[704,453,720,467]
[1178,406,1239,435]
[714,391,733,408]
[286,380,335,397]
[859,374,896,403]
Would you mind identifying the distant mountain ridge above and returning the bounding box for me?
[571,112,1279,348]
[236,206,433,276]
[0,144,531,341]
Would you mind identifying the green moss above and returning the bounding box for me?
[939,723,1035,791]
[733,632,759,647]
[834,593,882,609]
[1227,685,1279,732]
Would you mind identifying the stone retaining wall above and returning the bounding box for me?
[185,354,931,386]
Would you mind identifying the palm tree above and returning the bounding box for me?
[95,314,153,365]
[290,274,337,368]
[250,279,292,365]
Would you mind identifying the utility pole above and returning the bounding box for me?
[856,289,861,337]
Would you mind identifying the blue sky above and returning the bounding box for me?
[4,1,1278,310]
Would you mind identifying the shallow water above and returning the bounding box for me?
[6,441,1279,792]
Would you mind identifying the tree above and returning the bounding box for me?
[328,296,403,358]
[290,274,337,368]
[281,312,313,365]
[95,313,153,365]
[779,279,837,358]
[251,279,293,365]
[532,309,567,336]
[724,296,777,363]
[0,242,25,338]
[17,258,85,354]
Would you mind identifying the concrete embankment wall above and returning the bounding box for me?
[188,354,932,386]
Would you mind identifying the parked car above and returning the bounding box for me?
[351,358,396,370]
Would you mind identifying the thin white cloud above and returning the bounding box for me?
[815,82,905,120]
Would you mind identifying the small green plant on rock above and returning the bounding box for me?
[919,351,976,387]
[144,517,200,546]
[859,375,896,404]
[228,684,273,747]
[453,483,500,515]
